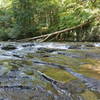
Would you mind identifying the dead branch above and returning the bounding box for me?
[17,20,91,42]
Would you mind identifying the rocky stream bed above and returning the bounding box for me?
[0,42,100,100]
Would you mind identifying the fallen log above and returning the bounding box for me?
[17,20,91,42]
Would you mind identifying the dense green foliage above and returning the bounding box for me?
[12,0,35,39]
[0,0,100,41]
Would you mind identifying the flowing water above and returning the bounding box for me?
[0,42,100,100]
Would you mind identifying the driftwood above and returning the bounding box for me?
[17,20,91,42]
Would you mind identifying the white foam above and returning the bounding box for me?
[34,43,69,50]
[94,43,100,47]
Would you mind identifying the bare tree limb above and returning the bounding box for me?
[17,20,91,42]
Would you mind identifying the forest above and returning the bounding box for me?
[0,0,100,42]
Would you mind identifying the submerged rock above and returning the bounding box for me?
[85,44,95,47]
[22,43,35,47]
[0,85,55,100]
[37,48,59,53]
[1,45,17,50]
[68,45,81,49]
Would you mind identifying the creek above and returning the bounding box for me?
[0,42,100,100]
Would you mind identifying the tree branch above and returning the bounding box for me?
[17,20,91,42]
